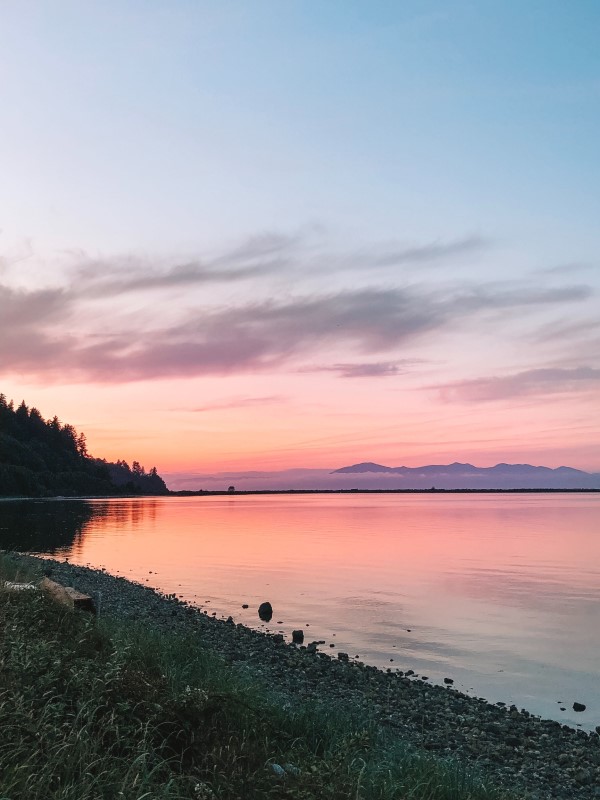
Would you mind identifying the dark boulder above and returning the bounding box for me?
[292,629,304,644]
[258,601,273,621]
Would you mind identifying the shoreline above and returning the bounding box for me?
[1,487,599,502]
[10,553,600,799]
[172,488,600,495]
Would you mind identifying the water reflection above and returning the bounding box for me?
[0,497,161,555]
[1,493,599,730]
[0,499,101,553]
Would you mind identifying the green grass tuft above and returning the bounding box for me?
[0,554,517,800]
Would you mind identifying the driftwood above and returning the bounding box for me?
[40,577,96,614]
[2,581,38,592]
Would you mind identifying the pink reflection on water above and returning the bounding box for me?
[61,493,600,729]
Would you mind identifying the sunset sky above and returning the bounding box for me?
[1,2,599,487]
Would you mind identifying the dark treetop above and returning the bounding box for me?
[0,393,168,497]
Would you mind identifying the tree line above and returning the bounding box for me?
[0,394,168,497]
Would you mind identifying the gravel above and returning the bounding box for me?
[13,555,600,800]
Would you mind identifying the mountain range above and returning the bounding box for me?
[164,461,600,492]
[332,461,600,489]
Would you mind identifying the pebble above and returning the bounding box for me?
[15,554,600,800]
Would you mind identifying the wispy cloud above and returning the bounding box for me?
[369,235,488,268]
[0,232,595,384]
[209,231,304,265]
[191,395,286,412]
[0,284,70,326]
[66,232,490,298]
[435,367,600,402]
[0,279,593,382]
[534,262,599,277]
[302,361,415,378]
[78,260,277,295]
[66,231,307,299]
[531,316,600,344]
[73,258,280,299]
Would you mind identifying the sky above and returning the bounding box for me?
[1,1,600,487]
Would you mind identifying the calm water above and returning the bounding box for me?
[2,493,599,730]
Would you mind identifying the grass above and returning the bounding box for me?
[0,554,517,800]
[0,551,39,582]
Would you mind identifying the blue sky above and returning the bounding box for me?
[1,2,599,477]
[2,1,599,257]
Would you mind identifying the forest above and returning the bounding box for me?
[0,394,168,497]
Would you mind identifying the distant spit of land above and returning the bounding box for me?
[172,487,600,496]
[166,461,600,493]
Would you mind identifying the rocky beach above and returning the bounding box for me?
[9,553,600,800]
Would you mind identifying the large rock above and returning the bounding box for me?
[258,601,273,622]
[40,577,96,614]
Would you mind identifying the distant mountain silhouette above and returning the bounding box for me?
[332,461,600,489]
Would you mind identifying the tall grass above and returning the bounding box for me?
[0,555,517,800]
[0,550,40,583]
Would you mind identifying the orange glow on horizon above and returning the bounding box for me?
[2,373,599,477]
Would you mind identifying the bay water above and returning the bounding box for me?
[2,493,598,730]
